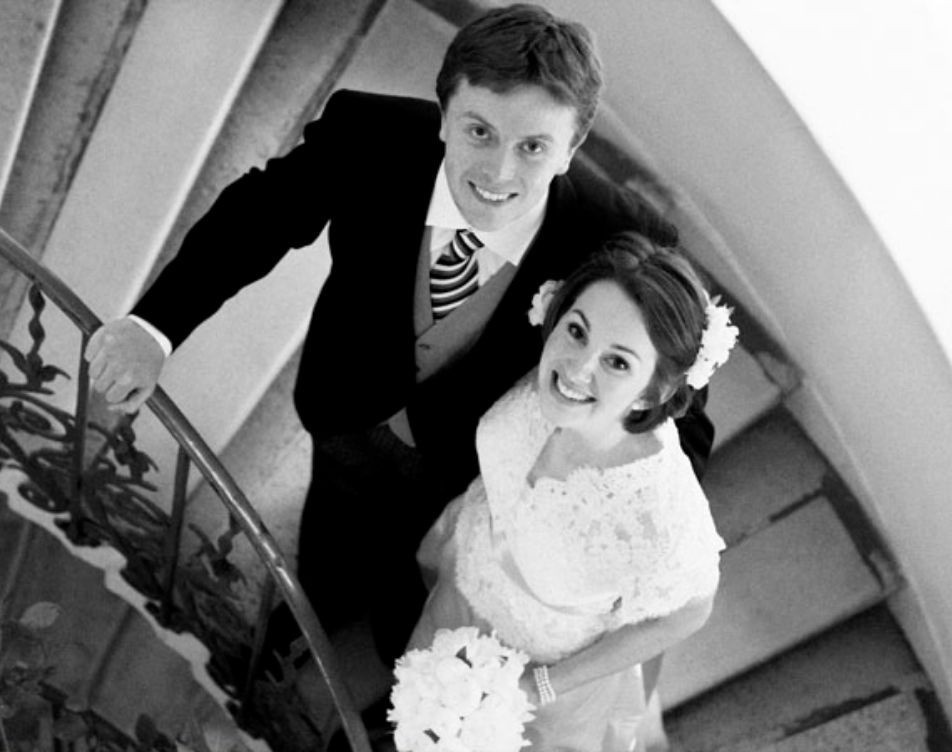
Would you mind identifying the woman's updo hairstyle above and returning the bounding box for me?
[541,232,711,434]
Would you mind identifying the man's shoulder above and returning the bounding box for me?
[554,157,679,247]
[319,89,440,128]
[298,90,442,161]
[561,155,638,213]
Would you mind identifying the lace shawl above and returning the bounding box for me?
[454,376,724,663]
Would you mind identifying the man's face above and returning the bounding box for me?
[439,80,582,233]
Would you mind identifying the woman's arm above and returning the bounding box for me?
[519,593,715,705]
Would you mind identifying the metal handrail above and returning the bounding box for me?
[0,226,372,752]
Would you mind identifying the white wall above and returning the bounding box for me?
[711,0,952,712]
[531,0,952,711]
[714,0,952,366]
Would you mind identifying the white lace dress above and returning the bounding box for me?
[410,376,724,751]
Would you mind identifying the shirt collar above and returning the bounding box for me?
[425,161,547,266]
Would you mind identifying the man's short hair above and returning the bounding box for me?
[436,3,604,146]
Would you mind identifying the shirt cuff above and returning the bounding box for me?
[127,315,173,357]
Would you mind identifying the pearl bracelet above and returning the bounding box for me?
[533,665,557,706]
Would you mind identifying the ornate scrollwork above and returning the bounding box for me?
[1,285,323,751]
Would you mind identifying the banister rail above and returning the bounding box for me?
[0,225,372,752]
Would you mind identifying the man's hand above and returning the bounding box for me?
[85,318,166,413]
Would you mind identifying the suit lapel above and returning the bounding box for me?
[364,102,445,315]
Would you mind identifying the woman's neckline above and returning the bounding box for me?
[527,424,664,486]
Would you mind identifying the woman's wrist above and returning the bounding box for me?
[532,664,557,706]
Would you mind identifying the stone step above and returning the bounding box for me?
[0,0,62,338]
[35,0,284,316]
[4,0,286,503]
[665,605,947,752]
[0,501,33,601]
[661,496,887,708]
[659,408,899,708]
[0,473,259,750]
[704,408,832,544]
[705,336,783,451]
[0,1,147,257]
[0,0,62,197]
[750,690,933,752]
[88,603,229,739]
[0,507,130,711]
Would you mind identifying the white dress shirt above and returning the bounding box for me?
[424,162,546,284]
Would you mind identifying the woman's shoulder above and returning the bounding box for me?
[476,371,548,475]
[480,371,541,428]
[584,420,715,527]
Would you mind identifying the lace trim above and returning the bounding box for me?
[453,378,724,661]
[456,494,617,662]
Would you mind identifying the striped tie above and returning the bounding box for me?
[430,229,483,320]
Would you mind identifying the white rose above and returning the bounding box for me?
[439,673,483,717]
[435,656,470,685]
[394,726,439,752]
[459,703,523,751]
[428,705,463,741]
[432,627,480,658]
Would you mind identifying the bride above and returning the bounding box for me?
[405,232,737,751]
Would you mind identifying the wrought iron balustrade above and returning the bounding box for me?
[0,226,371,752]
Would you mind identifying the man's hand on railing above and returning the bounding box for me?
[85,318,166,413]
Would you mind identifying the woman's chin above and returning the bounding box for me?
[539,390,584,428]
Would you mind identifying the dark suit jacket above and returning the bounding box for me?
[134,90,713,497]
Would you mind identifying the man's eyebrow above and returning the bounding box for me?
[522,132,555,143]
[459,111,554,142]
[461,110,493,126]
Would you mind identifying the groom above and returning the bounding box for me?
[86,3,713,668]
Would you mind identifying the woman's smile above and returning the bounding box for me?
[537,281,658,440]
[550,370,595,404]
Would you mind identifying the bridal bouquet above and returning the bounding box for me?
[388,627,535,752]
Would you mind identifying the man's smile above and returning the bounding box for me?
[471,182,516,204]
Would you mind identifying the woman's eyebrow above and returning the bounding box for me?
[572,308,644,363]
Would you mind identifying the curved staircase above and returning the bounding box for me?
[1,1,947,751]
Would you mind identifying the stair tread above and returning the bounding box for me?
[0,496,132,709]
[660,496,887,707]
[703,409,829,545]
[0,505,32,598]
[706,341,782,451]
[749,690,931,752]
[665,605,929,752]
[1,473,234,744]
[0,0,61,194]
[91,606,227,738]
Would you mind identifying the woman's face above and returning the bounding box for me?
[537,280,659,439]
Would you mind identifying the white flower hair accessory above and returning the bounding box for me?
[527,280,563,327]
[686,296,739,389]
